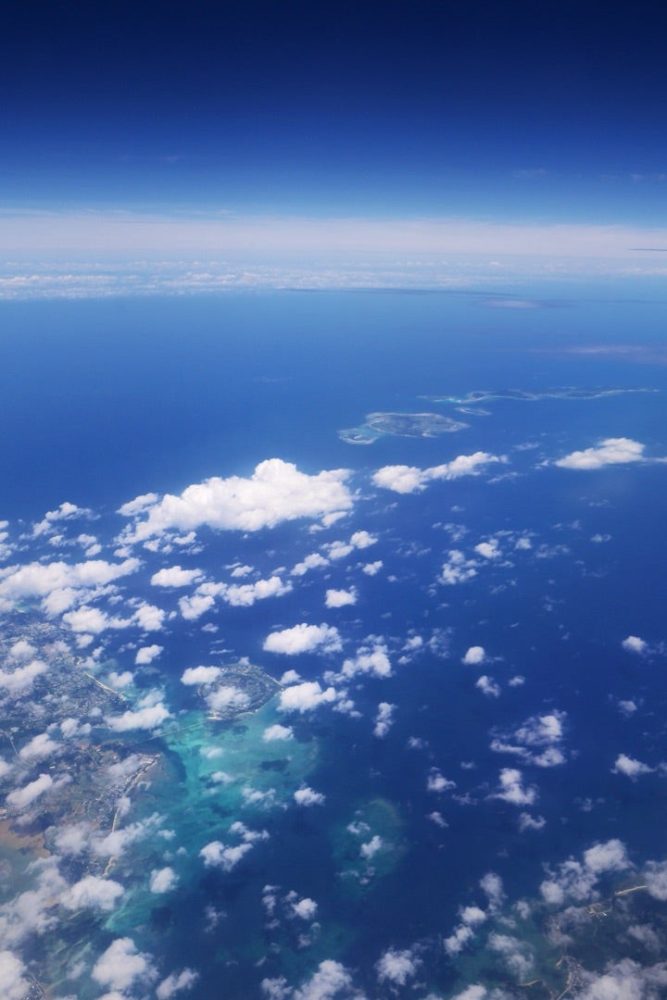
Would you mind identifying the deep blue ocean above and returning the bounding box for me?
[2,285,667,998]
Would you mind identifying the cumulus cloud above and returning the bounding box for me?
[156,969,199,999]
[476,675,501,698]
[19,732,60,762]
[6,773,53,810]
[554,437,646,470]
[613,753,654,779]
[360,835,383,859]
[119,460,354,543]
[291,896,318,920]
[0,658,48,696]
[490,711,567,768]
[325,587,357,609]
[32,501,91,537]
[279,681,337,713]
[540,839,630,905]
[0,557,139,614]
[373,702,396,738]
[372,451,503,494]
[219,576,292,607]
[263,724,294,742]
[440,550,478,585]
[181,665,222,686]
[294,785,325,807]
[92,938,156,993]
[622,635,648,654]
[199,841,253,871]
[264,623,342,655]
[339,643,392,680]
[206,685,250,713]
[151,565,203,587]
[491,768,538,806]
[376,947,420,986]
[106,700,171,732]
[149,867,178,893]
[292,960,354,1000]
[474,539,501,560]
[135,643,163,665]
[462,645,486,665]
[61,875,124,912]
[291,552,330,576]
[0,951,29,1000]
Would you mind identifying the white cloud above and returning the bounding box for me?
[350,530,377,549]
[340,643,392,680]
[376,948,420,986]
[291,552,330,576]
[117,492,159,516]
[0,658,48,696]
[373,702,396,738]
[490,711,567,768]
[199,841,253,871]
[360,835,383,859]
[474,539,501,560]
[106,701,170,731]
[62,606,130,635]
[0,951,29,1000]
[6,773,53,810]
[373,452,503,494]
[0,557,139,613]
[32,501,91,537]
[156,969,199,999]
[427,768,456,793]
[491,768,537,806]
[518,812,546,832]
[362,560,383,576]
[488,933,534,981]
[221,576,292,607]
[206,685,250,713]
[294,785,325,807]
[462,645,486,665]
[476,675,501,698]
[135,643,163,665]
[149,867,178,893]
[92,938,156,993]
[613,753,654,779]
[119,459,354,543]
[151,565,202,587]
[179,593,215,620]
[264,623,342,655]
[134,602,166,632]
[263,724,294,742]
[555,437,646,470]
[61,875,124,912]
[622,635,648,654]
[440,550,478,585]
[19,732,60,762]
[325,588,357,609]
[583,839,630,874]
[108,670,133,689]
[451,987,487,1000]
[292,960,353,1000]
[181,665,222,686]
[644,860,667,901]
[540,839,630,906]
[291,897,318,920]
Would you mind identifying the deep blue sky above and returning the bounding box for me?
[3,0,667,222]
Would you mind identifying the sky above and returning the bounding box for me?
[3,0,667,284]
